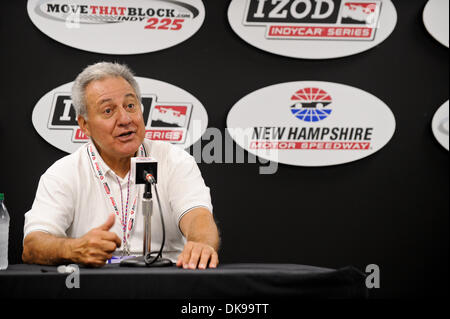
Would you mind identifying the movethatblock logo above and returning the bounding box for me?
[226,81,396,166]
[32,77,208,153]
[27,0,205,54]
[228,0,397,59]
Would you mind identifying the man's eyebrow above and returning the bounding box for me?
[125,93,137,99]
[97,93,137,105]
[98,98,113,106]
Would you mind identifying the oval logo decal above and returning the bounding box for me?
[27,0,205,54]
[431,100,449,151]
[227,81,396,167]
[228,0,397,59]
[32,77,208,153]
[423,0,449,48]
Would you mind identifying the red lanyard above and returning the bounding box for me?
[87,143,144,255]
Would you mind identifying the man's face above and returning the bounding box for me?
[78,76,146,160]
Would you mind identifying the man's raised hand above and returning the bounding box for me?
[69,213,122,267]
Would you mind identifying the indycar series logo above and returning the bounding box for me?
[47,93,193,144]
[228,0,397,59]
[32,77,208,153]
[244,0,382,40]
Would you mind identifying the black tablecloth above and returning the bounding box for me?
[0,263,367,299]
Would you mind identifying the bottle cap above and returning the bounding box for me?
[0,193,4,201]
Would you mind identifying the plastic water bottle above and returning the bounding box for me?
[0,193,10,270]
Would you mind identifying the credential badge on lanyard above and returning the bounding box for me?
[87,143,145,256]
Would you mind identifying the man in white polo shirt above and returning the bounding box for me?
[22,62,219,269]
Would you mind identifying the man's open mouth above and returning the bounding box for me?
[117,131,135,138]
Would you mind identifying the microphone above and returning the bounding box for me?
[131,157,158,185]
[130,157,157,200]
[144,171,156,185]
[120,156,172,267]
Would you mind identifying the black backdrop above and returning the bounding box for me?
[0,1,448,298]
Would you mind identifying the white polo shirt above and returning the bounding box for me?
[23,139,213,262]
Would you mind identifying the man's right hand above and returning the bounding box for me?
[68,214,122,267]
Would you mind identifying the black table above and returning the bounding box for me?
[0,263,367,300]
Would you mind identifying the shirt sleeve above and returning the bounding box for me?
[23,172,74,240]
[165,147,213,226]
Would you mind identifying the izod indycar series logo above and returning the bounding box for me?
[228,0,397,59]
[32,78,208,153]
[226,81,396,167]
[27,0,205,54]
[48,93,193,144]
[245,0,381,40]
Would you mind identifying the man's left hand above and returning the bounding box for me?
[176,241,218,270]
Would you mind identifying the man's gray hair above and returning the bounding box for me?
[71,62,141,118]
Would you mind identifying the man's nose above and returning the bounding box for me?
[117,106,132,125]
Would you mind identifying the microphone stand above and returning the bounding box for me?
[120,172,172,267]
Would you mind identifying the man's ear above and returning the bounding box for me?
[77,115,91,137]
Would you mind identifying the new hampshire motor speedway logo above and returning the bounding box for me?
[27,0,205,54]
[32,77,208,153]
[251,87,374,151]
[226,81,396,167]
[244,0,382,40]
[290,87,332,122]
